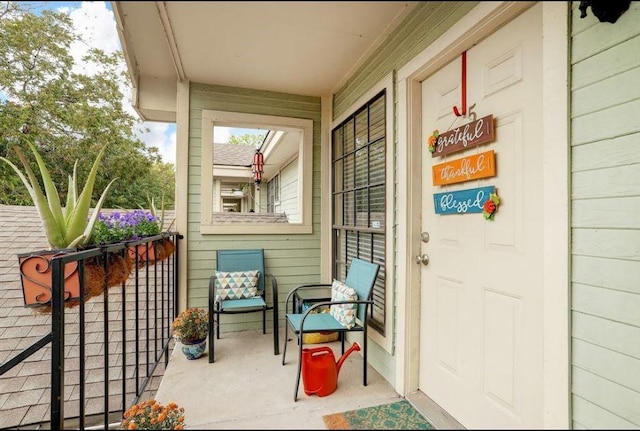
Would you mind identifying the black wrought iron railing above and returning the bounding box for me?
[0,233,181,430]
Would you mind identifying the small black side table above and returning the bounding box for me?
[293,286,332,314]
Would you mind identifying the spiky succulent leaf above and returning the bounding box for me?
[64,161,79,224]
[147,193,164,230]
[2,144,114,249]
[0,149,66,248]
[79,178,118,246]
[26,142,65,236]
[160,193,165,230]
[64,145,109,245]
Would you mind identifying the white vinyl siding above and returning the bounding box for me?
[570,1,640,428]
[280,158,299,222]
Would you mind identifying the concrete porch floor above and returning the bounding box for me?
[154,329,403,429]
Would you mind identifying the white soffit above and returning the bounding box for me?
[114,1,417,98]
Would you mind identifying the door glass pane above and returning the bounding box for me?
[369,140,385,185]
[356,188,368,228]
[344,191,354,226]
[359,232,372,262]
[370,185,385,227]
[370,95,385,142]
[344,119,355,155]
[355,109,368,149]
[346,230,358,264]
[333,193,344,225]
[333,158,343,193]
[344,154,354,190]
[332,128,343,160]
[355,147,368,188]
[335,230,345,269]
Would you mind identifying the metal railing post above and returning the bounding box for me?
[50,256,65,429]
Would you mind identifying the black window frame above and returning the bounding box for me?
[331,89,387,335]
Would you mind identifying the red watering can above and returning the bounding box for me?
[301,342,361,397]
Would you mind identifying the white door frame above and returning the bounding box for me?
[394,2,570,428]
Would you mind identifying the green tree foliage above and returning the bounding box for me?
[0,5,175,210]
[227,133,265,147]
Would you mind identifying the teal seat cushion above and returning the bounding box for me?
[220,297,266,311]
[285,312,354,333]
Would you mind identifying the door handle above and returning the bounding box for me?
[415,254,429,265]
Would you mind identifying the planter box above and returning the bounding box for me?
[18,248,135,310]
[18,249,81,307]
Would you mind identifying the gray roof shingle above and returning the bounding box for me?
[213,143,256,166]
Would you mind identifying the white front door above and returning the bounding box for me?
[419,4,544,429]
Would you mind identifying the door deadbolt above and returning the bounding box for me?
[420,232,430,243]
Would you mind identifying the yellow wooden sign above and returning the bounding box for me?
[432,150,496,186]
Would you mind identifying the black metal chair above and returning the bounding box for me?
[282,258,380,401]
[208,249,279,362]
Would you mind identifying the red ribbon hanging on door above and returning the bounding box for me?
[452,51,467,117]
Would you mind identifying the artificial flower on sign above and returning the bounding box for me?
[427,129,439,153]
[482,192,500,220]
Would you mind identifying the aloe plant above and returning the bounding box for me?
[1,142,116,249]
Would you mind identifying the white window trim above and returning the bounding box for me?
[200,110,313,234]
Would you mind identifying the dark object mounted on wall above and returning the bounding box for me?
[579,0,631,24]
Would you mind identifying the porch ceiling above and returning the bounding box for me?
[111,1,417,121]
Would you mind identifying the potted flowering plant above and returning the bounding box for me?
[91,210,161,245]
[171,308,209,360]
[92,200,175,269]
[120,399,185,430]
[86,209,162,285]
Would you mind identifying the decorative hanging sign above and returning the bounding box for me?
[432,150,496,186]
[433,186,495,215]
[431,114,495,158]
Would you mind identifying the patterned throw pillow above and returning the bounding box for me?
[214,270,260,301]
[329,279,358,329]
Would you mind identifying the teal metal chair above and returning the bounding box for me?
[282,257,380,401]
[208,249,279,363]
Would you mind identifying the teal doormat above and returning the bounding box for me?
[323,399,434,430]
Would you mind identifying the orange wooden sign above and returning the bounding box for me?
[432,150,496,186]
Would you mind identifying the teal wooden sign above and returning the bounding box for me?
[433,186,495,215]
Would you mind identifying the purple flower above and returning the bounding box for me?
[91,210,162,245]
